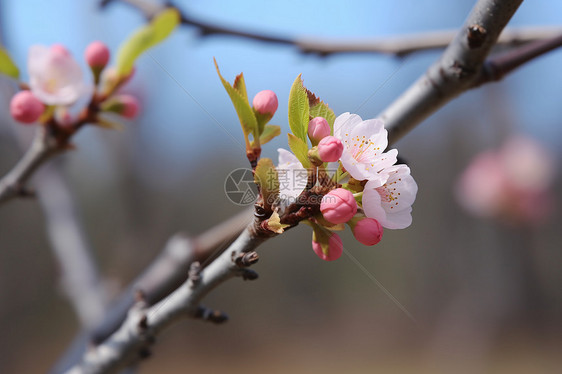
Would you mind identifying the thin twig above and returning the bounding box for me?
[101,0,562,56]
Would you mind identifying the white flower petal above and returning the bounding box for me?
[28,45,86,106]
[334,112,362,138]
[363,165,417,229]
[277,148,307,203]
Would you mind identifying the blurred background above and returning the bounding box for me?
[0,0,561,373]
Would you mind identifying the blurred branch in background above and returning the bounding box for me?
[101,0,562,56]
[36,162,108,329]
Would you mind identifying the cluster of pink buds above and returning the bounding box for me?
[275,111,416,262]
[10,41,141,128]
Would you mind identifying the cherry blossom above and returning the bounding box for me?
[456,135,555,225]
[334,112,397,182]
[363,164,418,229]
[28,44,90,106]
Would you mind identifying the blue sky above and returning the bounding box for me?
[2,0,561,173]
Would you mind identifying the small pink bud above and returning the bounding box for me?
[321,188,358,224]
[317,136,343,162]
[308,117,331,143]
[10,91,45,124]
[312,233,343,261]
[119,95,140,119]
[351,218,383,246]
[252,90,278,115]
[101,94,140,119]
[85,41,110,68]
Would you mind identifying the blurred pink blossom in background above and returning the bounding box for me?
[456,135,557,225]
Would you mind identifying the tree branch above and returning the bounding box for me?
[51,208,252,373]
[64,220,272,374]
[37,161,107,329]
[101,0,562,56]
[0,127,62,204]
[478,32,562,83]
[381,0,524,145]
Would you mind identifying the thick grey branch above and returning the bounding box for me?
[382,0,524,145]
[65,223,269,374]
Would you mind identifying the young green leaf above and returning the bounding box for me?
[288,133,311,168]
[233,73,248,102]
[287,74,310,143]
[116,8,180,76]
[214,59,258,139]
[254,158,280,207]
[259,125,281,145]
[0,48,19,79]
[308,90,336,134]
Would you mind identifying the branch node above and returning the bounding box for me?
[467,24,488,49]
[188,261,202,287]
[234,251,259,267]
[195,306,229,324]
[240,268,259,281]
[134,289,148,308]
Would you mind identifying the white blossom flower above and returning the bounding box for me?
[334,112,397,182]
[277,148,307,204]
[363,164,418,229]
[28,45,90,106]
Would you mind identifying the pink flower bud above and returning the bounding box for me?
[308,117,331,143]
[321,188,358,224]
[317,136,343,162]
[312,233,343,261]
[351,218,383,246]
[101,94,140,119]
[119,95,140,119]
[85,41,110,68]
[10,91,45,124]
[252,90,278,115]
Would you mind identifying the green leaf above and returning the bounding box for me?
[254,158,279,207]
[287,74,310,143]
[233,74,248,103]
[308,90,336,134]
[96,115,124,131]
[259,125,281,145]
[116,8,180,76]
[214,59,258,138]
[0,48,19,79]
[287,133,311,168]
